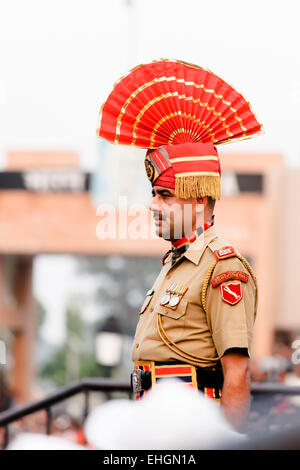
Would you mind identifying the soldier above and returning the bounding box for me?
[97,59,262,432]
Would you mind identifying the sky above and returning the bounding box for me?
[0,0,300,170]
[1,0,300,345]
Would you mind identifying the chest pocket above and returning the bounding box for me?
[139,293,154,314]
[154,298,188,320]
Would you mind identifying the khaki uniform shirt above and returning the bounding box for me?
[132,225,257,368]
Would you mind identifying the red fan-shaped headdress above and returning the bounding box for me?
[97,59,263,199]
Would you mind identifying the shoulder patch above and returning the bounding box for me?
[220,282,243,305]
[211,270,249,287]
[214,246,236,260]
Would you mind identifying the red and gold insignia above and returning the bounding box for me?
[211,271,248,287]
[214,246,236,260]
[97,59,263,201]
[144,158,155,182]
[97,59,263,148]
[220,282,242,305]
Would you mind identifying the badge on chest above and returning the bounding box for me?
[160,282,188,309]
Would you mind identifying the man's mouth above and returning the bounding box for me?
[153,215,166,224]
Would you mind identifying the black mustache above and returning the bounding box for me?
[153,213,166,221]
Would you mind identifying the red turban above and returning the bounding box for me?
[97,59,263,199]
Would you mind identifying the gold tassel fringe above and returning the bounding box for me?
[175,175,221,200]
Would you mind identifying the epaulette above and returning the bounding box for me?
[213,246,236,260]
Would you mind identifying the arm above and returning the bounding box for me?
[220,347,250,432]
[205,256,257,430]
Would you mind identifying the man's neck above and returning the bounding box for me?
[171,214,215,247]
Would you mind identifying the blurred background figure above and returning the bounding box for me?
[248,331,300,434]
[84,380,245,450]
[6,432,86,451]
[258,355,290,383]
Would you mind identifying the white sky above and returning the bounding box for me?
[0,0,299,169]
[1,0,299,344]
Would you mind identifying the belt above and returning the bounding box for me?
[131,360,223,401]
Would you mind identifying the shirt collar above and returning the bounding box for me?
[184,225,217,265]
[164,225,217,266]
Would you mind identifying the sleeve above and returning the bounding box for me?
[205,256,257,358]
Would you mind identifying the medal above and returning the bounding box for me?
[160,282,176,306]
[168,285,189,310]
[160,293,171,305]
[169,283,182,306]
[160,282,188,308]
[169,294,180,307]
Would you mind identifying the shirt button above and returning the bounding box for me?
[136,343,139,348]
[150,307,154,312]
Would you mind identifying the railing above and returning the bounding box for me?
[250,382,300,395]
[0,378,132,449]
[1,379,300,449]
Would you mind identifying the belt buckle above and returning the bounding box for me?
[131,369,143,393]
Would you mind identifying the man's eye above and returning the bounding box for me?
[152,192,171,198]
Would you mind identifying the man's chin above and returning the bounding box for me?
[154,225,172,241]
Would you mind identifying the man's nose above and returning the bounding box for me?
[149,194,162,212]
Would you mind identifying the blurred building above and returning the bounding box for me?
[0,149,298,402]
[216,152,284,359]
[0,150,167,403]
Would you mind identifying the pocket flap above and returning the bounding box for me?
[155,298,188,320]
[139,294,153,314]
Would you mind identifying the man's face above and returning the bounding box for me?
[150,185,205,241]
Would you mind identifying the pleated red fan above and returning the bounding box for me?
[97,59,263,149]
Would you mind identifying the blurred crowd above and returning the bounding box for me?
[248,331,300,434]
[0,409,87,449]
[4,380,247,450]
[1,330,300,449]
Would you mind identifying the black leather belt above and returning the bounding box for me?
[131,361,223,393]
[196,365,224,390]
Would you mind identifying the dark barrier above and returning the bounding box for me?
[1,379,300,449]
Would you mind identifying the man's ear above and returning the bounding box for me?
[195,196,207,211]
[195,199,204,215]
